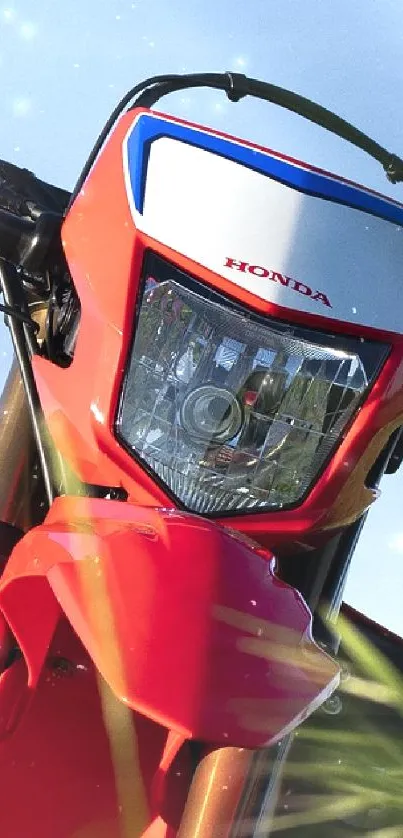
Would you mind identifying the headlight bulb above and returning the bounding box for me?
[181,385,243,443]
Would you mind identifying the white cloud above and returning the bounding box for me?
[12,96,32,117]
[2,7,16,23]
[234,55,248,68]
[19,22,37,40]
[388,532,403,554]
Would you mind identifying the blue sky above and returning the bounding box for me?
[1,0,403,632]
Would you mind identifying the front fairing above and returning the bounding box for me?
[0,496,338,749]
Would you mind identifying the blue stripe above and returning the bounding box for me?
[126,113,403,227]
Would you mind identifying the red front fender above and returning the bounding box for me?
[0,497,339,748]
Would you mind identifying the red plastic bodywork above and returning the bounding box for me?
[0,498,338,750]
[0,619,192,838]
[30,107,403,553]
[2,108,391,834]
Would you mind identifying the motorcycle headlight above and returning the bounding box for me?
[116,254,389,516]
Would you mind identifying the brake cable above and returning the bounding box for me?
[68,71,403,209]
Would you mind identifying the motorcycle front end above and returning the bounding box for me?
[0,72,402,837]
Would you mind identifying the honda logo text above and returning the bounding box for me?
[224,258,332,308]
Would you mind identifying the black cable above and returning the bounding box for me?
[141,72,403,181]
[67,73,186,209]
[44,283,57,361]
[133,72,403,181]
[0,301,40,332]
[0,259,54,507]
[68,71,403,209]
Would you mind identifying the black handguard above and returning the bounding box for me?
[0,159,70,220]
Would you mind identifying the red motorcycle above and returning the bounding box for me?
[0,72,402,837]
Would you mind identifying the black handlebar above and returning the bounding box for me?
[0,159,68,267]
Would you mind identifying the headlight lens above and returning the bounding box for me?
[116,254,389,515]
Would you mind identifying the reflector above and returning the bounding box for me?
[117,254,388,515]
